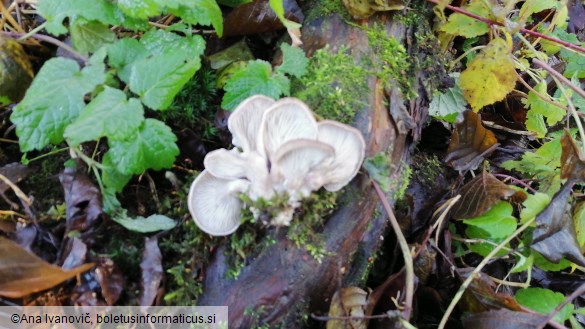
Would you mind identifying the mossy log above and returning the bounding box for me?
[198,10,432,328]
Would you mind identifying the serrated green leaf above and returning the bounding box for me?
[107,38,148,82]
[276,43,308,78]
[129,53,201,110]
[525,109,547,138]
[519,0,558,18]
[440,0,491,38]
[460,38,516,111]
[102,152,132,193]
[70,20,116,55]
[520,192,550,223]
[38,0,122,35]
[112,213,176,233]
[541,29,579,54]
[140,29,202,57]
[125,33,205,110]
[526,82,565,127]
[222,60,291,110]
[429,74,467,123]
[107,119,179,175]
[562,52,585,78]
[10,58,105,151]
[166,0,223,37]
[501,136,561,177]
[117,0,162,19]
[64,87,144,145]
[516,288,574,323]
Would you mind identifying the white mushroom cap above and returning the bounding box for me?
[228,95,276,154]
[204,148,247,180]
[316,120,366,191]
[259,98,319,161]
[188,170,243,236]
[270,139,335,198]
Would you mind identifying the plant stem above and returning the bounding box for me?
[437,217,535,329]
[372,180,414,322]
[427,0,585,54]
[1,30,88,64]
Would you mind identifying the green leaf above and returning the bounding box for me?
[440,0,491,38]
[222,60,290,110]
[107,119,179,175]
[64,87,144,145]
[429,74,467,123]
[112,213,176,233]
[363,153,392,192]
[107,38,148,82]
[562,52,585,78]
[217,0,253,7]
[70,20,116,55]
[501,136,561,177]
[166,0,223,37]
[519,0,558,18]
[526,82,565,126]
[573,201,585,248]
[510,252,533,273]
[276,43,308,78]
[516,288,574,323]
[525,109,547,138]
[127,34,205,110]
[463,201,517,256]
[541,29,579,55]
[10,58,105,151]
[269,0,301,29]
[520,192,550,223]
[38,0,122,35]
[117,0,162,19]
[101,152,132,193]
[463,201,517,239]
[533,250,572,271]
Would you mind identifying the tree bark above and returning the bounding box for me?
[198,10,430,328]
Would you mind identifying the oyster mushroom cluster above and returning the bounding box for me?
[188,95,366,236]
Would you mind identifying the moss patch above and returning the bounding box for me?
[292,46,369,124]
[303,0,351,23]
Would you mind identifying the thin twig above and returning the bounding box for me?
[372,180,414,322]
[537,281,585,329]
[427,0,585,54]
[437,217,536,329]
[533,59,585,101]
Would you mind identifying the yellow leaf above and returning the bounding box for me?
[460,38,516,112]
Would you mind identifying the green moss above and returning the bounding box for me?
[292,46,369,124]
[393,164,412,201]
[160,65,218,138]
[287,189,339,262]
[303,0,351,23]
[365,23,417,100]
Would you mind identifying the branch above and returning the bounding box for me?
[427,0,585,54]
[0,31,88,64]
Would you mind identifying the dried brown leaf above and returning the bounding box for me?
[532,181,585,267]
[451,172,517,219]
[94,256,124,305]
[327,287,369,329]
[0,236,93,298]
[462,309,546,329]
[445,110,498,172]
[138,236,163,306]
[560,130,585,180]
[222,0,303,37]
[59,165,103,234]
